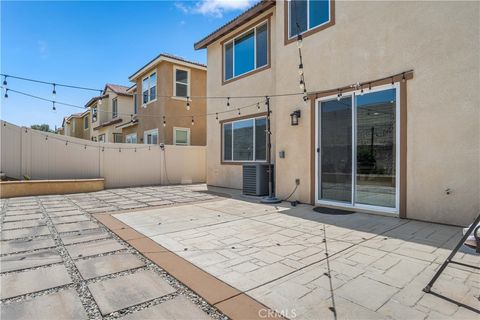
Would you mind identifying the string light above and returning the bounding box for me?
[186,96,190,111]
[360,86,364,96]
[4,88,8,98]
[238,108,241,116]
[299,79,305,90]
[257,102,260,110]
[297,34,303,49]
[226,97,230,110]
[52,101,56,111]
[391,77,394,86]
[402,73,406,82]
[368,83,372,91]
[215,113,218,120]
[191,116,195,126]
[2,75,7,86]
[52,83,56,100]
[163,116,166,127]
[298,63,304,75]
[98,90,103,106]
[337,89,342,101]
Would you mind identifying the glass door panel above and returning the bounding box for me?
[355,89,396,208]
[319,97,352,203]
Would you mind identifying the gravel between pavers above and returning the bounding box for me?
[0,189,228,320]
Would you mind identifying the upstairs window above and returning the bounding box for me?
[288,0,332,39]
[174,68,189,98]
[84,116,89,129]
[133,93,137,114]
[92,107,97,122]
[112,98,118,118]
[224,21,268,82]
[142,72,157,104]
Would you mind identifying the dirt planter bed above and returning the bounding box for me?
[0,178,105,198]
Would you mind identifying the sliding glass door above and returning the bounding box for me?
[316,85,399,213]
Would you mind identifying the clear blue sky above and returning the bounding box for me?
[1,0,257,129]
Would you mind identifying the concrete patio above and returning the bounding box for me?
[1,184,479,319]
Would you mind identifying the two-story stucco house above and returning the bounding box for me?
[85,84,133,143]
[194,0,479,226]
[61,109,90,140]
[126,53,207,146]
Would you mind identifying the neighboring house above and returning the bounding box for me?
[86,84,133,143]
[126,53,207,146]
[61,110,90,140]
[194,0,479,226]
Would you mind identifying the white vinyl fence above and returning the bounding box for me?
[0,121,206,188]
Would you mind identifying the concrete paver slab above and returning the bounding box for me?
[51,215,90,224]
[0,238,56,255]
[88,270,176,315]
[66,238,125,259]
[120,296,212,320]
[75,253,144,279]
[59,228,110,245]
[1,226,50,240]
[2,219,46,230]
[1,264,71,299]
[3,214,43,222]
[0,289,88,320]
[55,221,98,233]
[1,249,62,272]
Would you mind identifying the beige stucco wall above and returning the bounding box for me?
[204,1,479,226]
[132,61,207,146]
[90,94,134,142]
[206,9,277,189]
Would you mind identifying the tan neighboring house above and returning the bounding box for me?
[61,109,90,140]
[86,84,133,143]
[125,53,207,145]
[194,0,479,226]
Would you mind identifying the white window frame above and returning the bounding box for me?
[173,66,190,99]
[142,71,157,106]
[223,20,269,82]
[112,98,118,118]
[222,115,267,163]
[287,0,332,40]
[143,128,159,145]
[314,83,401,215]
[125,133,137,144]
[98,133,106,143]
[173,127,191,146]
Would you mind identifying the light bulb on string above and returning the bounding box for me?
[2,75,7,86]
[52,83,56,100]
[238,108,241,116]
[98,90,103,106]
[52,101,56,111]
[299,79,305,90]
[215,113,219,121]
[298,63,304,75]
[186,96,190,111]
[4,89,8,99]
[368,83,372,91]
[226,97,230,110]
[191,116,195,126]
[337,90,342,101]
[257,102,260,110]
[360,85,364,96]
[163,116,166,127]
[391,77,394,86]
[402,73,406,82]
[297,34,303,48]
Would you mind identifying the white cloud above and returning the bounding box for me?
[175,0,257,18]
[37,40,48,59]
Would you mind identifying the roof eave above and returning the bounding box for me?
[194,0,276,50]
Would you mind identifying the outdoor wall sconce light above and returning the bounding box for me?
[290,110,301,126]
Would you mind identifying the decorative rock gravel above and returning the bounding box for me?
[0,186,227,320]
